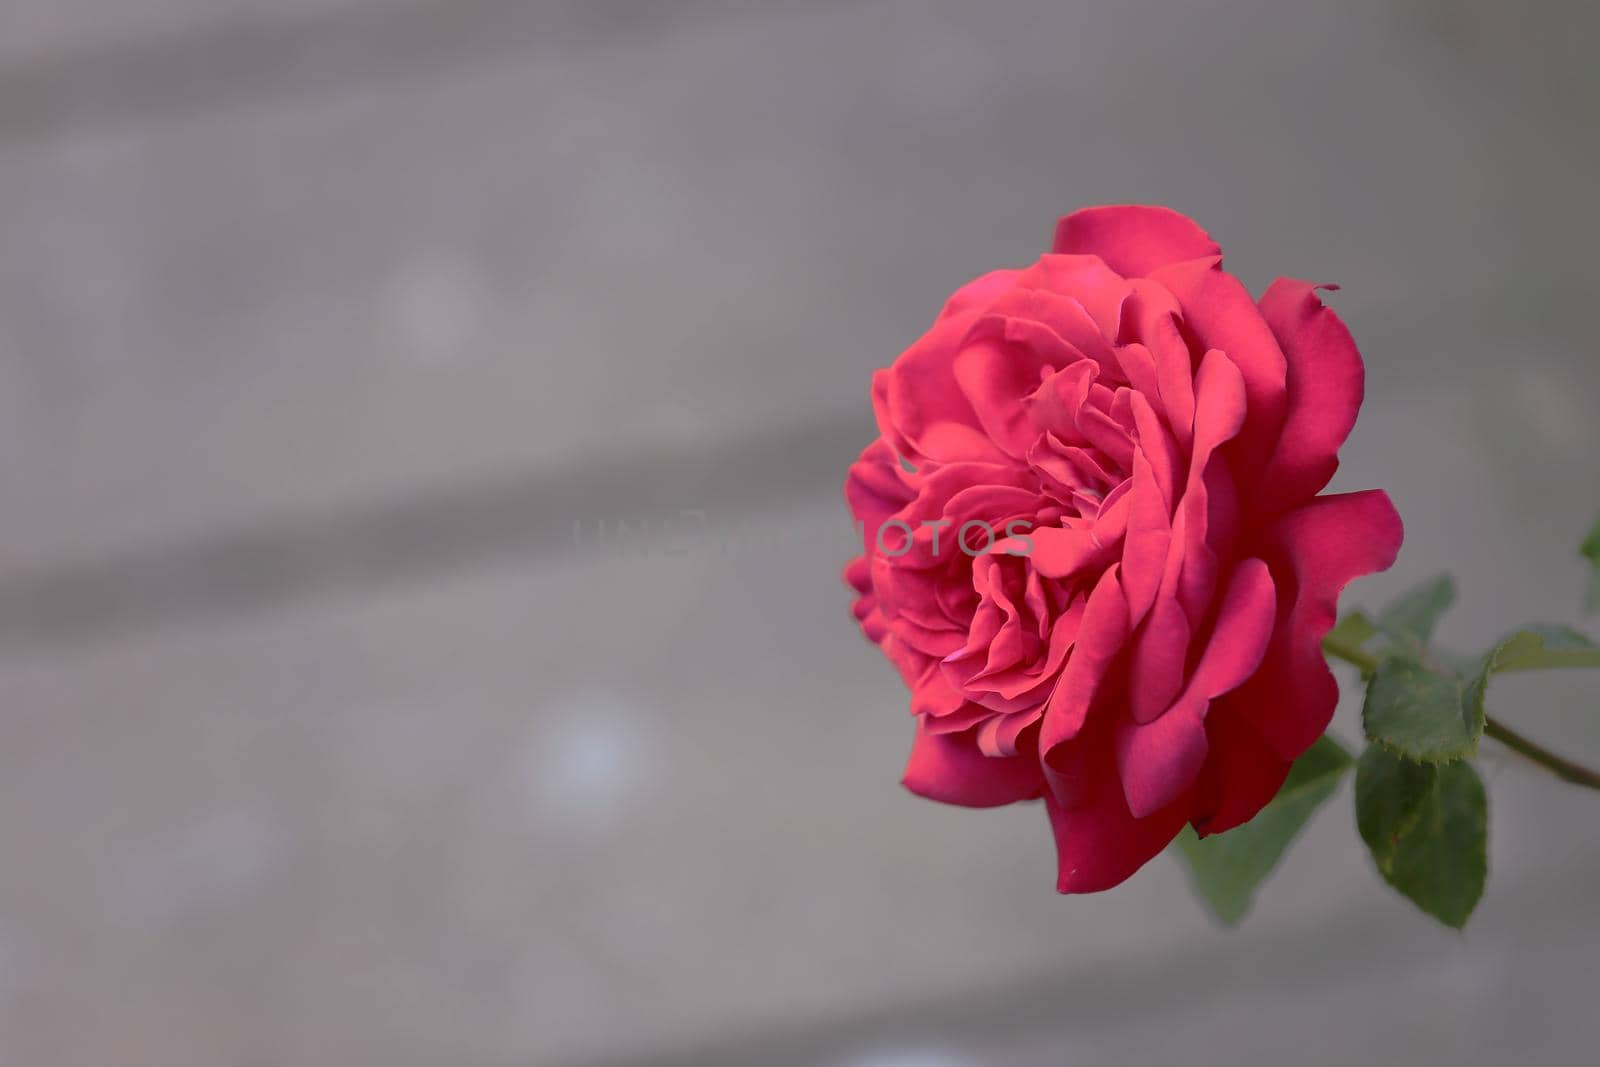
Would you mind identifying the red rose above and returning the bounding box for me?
[844,206,1402,892]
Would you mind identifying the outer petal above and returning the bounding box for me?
[1051,205,1221,279]
[1116,560,1276,817]
[1190,703,1292,836]
[1045,720,1192,892]
[879,311,1010,466]
[1114,702,1208,822]
[1015,253,1131,338]
[902,718,1044,808]
[910,662,966,719]
[1254,278,1366,515]
[937,268,1022,321]
[1180,558,1278,700]
[1150,257,1288,471]
[844,439,915,555]
[1229,491,1404,759]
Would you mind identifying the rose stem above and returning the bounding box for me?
[1320,638,1600,793]
[1481,717,1600,790]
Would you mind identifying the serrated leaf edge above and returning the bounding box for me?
[1361,658,1480,765]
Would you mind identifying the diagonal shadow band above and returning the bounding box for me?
[574,851,1598,1067]
[0,410,872,651]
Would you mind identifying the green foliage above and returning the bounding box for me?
[1375,574,1456,650]
[1356,746,1487,929]
[1354,743,1436,871]
[1325,610,1378,650]
[1338,581,1596,929]
[1362,655,1481,763]
[1186,511,1600,934]
[1453,626,1600,769]
[1583,513,1600,613]
[1483,625,1600,673]
[1356,593,1599,766]
[1329,579,1600,931]
[1174,735,1353,925]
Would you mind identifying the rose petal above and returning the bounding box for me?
[1116,559,1275,816]
[937,268,1021,321]
[1127,389,1178,505]
[1120,447,1172,628]
[1051,205,1221,279]
[1127,594,1191,724]
[953,316,1078,458]
[882,312,1011,466]
[1121,280,1195,447]
[1115,700,1209,819]
[1112,343,1163,422]
[1016,253,1132,338]
[986,285,1118,373]
[1045,719,1193,892]
[1150,258,1287,468]
[1190,349,1247,471]
[1040,565,1129,779]
[1021,526,1091,581]
[902,718,1045,808]
[1024,360,1099,444]
[1189,704,1291,836]
[1229,491,1403,759]
[1254,278,1366,516]
[844,439,916,555]
[1184,558,1277,699]
[911,662,967,718]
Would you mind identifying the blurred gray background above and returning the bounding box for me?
[1,0,1598,1064]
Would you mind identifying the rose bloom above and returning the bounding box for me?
[844,206,1401,892]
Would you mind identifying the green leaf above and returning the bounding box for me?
[1458,627,1600,756]
[1364,754,1489,930]
[1582,513,1600,613]
[1173,735,1353,925]
[1376,574,1456,648]
[1362,655,1481,762]
[1326,610,1379,650]
[1354,744,1437,873]
[1484,626,1600,673]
